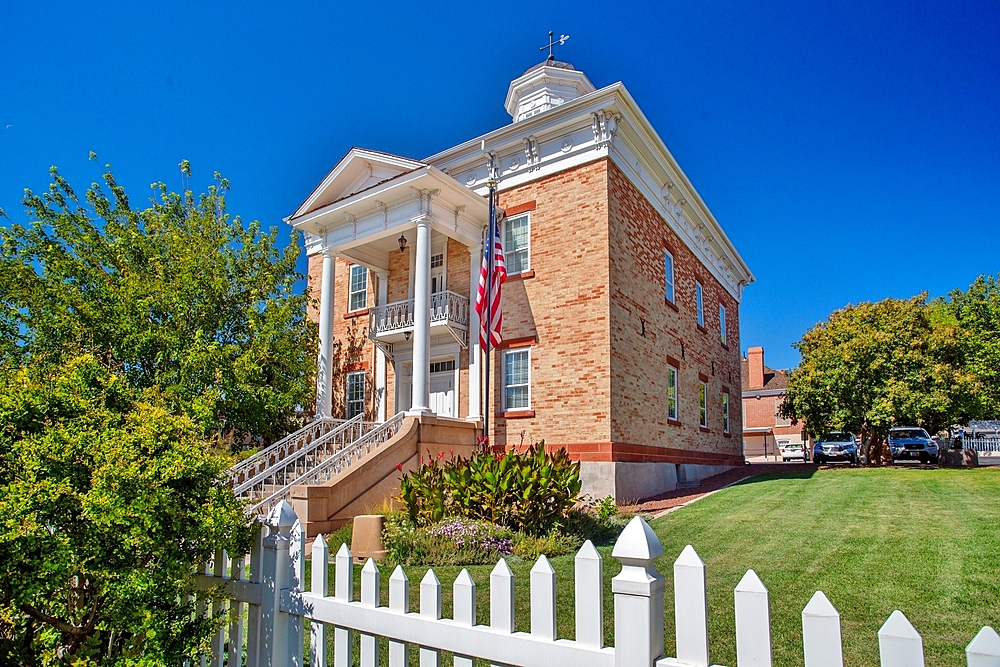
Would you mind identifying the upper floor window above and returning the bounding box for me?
[696,282,704,327]
[503,348,531,410]
[699,381,708,428]
[346,371,365,419]
[349,265,368,311]
[719,304,727,345]
[504,213,530,274]
[664,250,675,304]
[667,365,678,421]
[722,392,730,433]
[775,401,792,427]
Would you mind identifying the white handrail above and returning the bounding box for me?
[230,417,346,485]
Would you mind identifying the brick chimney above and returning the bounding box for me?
[747,346,765,390]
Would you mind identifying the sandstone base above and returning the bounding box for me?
[580,461,738,503]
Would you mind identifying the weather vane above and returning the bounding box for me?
[540,30,569,62]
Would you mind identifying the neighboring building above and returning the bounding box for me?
[741,346,808,458]
[287,58,754,503]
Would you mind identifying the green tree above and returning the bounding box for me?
[947,274,1000,418]
[0,159,318,445]
[0,355,254,665]
[780,296,976,464]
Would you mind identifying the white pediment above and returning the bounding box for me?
[290,148,425,219]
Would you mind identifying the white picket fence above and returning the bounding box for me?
[964,435,1000,454]
[197,502,1000,667]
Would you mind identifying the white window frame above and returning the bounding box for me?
[502,347,531,411]
[664,249,675,304]
[346,371,365,419]
[503,212,530,275]
[667,365,678,421]
[719,304,727,345]
[722,392,730,434]
[696,281,704,327]
[699,381,708,428]
[348,264,368,312]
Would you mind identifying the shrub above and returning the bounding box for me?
[382,514,513,566]
[398,443,582,535]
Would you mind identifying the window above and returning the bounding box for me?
[695,282,704,327]
[699,381,708,428]
[346,371,365,419]
[667,365,678,421]
[503,348,530,410]
[664,250,675,303]
[722,392,730,433]
[504,213,530,274]
[349,265,368,311]
[430,360,456,373]
[775,401,791,427]
[719,304,727,345]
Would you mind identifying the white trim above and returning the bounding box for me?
[502,347,531,411]
[503,211,531,275]
[695,281,704,327]
[667,364,678,421]
[346,370,366,420]
[348,264,368,312]
[719,303,727,345]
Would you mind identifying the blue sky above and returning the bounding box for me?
[2,1,997,370]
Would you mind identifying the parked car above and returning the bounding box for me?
[779,441,808,462]
[813,432,859,464]
[888,427,939,464]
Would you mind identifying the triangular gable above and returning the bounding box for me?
[290,148,425,220]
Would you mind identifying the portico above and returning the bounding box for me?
[286,149,489,422]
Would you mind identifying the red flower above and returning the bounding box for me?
[396,463,403,471]
[437,450,445,460]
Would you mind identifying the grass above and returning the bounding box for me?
[314,466,1000,667]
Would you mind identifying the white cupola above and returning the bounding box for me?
[504,60,596,122]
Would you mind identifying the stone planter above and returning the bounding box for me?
[940,449,979,468]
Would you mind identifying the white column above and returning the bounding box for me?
[410,220,431,413]
[467,242,482,422]
[316,250,336,418]
[375,271,389,422]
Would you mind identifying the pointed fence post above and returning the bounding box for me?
[260,501,299,667]
[612,517,665,667]
[420,569,442,667]
[576,540,604,648]
[490,558,516,667]
[288,520,305,667]
[454,569,477,667]
[802,591,843,667]
[966,626,1000,667]
[334,544,354,667]
[674,545,708,667]
[735,570,772,667]
[388,566,410,667]
[531,555,557,641]
[310,536,329,667]
[878,610,924,667]
[360,559,381,667]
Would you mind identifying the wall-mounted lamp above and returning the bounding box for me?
[398,233,408,252]
[404,331,411,341]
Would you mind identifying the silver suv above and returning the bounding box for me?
[888,427,939,464]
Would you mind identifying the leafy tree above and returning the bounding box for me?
[946,274,1000,418]
[0,355,254,665]
[780,296,976,464]
[0,159,318,445]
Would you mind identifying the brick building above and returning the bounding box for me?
[286,59,754,501]
[741,346,809,458]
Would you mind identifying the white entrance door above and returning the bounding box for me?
[429,371,455,417]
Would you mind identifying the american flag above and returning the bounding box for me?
[475,207,506,350]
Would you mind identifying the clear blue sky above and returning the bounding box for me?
[2,1,997,370]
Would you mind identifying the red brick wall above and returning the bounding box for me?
[606,161,743,466]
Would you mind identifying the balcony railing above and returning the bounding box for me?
[368,290,469,351]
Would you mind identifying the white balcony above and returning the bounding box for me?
[368,290,470,354]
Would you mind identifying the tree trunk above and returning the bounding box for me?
[867,434,893,466]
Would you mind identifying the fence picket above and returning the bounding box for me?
[575,540,604,648]
[611,517,665,667]
[228,555,245,667]
[388,566,410,667]
[531,555,557,640]
[360,559,380,667]
[334,544,354,667]
[966,626,1000,667]
[735,570,771,667]
[878,610,924,667]
[491,558,515,667]
[311,536,329,667]
[802,591,843,667]
[210,549,226,667]
[674,545,709,667]
[287,520,304,667]
[420,569,442,667]
[245,526,264,667]
[454,569,477,667]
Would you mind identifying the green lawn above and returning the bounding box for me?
[320,467,1000,667]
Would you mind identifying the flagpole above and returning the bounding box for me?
[483,179,496,444]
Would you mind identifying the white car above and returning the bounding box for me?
[779,441,807,462]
